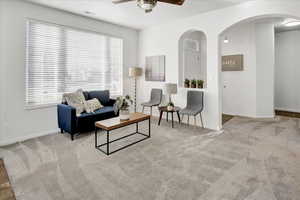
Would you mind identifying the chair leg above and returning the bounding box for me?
[187,116,190,126]
[142,106,145,113]
[60,129,64,134]
[194,116,197,126]
[200,113,204,128]
[71,134,74,141]
[150,107,152,116]
[181,114,184,122]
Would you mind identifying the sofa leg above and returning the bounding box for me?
[60,129,64,134]
[71,134,74,141]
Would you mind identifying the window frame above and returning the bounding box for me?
[25,19,124,110]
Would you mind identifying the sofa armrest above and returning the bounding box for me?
[57,104,77,134]
[107,98,116,106]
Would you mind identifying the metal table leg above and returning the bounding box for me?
[106,130,109,155]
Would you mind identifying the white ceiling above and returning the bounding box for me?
[26,0,252,29]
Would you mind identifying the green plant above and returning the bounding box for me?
[191,79,197,85]
[184,78,190,85]
[197,80,204,88]
[115,95,133,110]
[167,102,174,107]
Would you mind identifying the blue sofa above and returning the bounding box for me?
[57,90,118,140]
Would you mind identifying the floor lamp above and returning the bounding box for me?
[129,67,142,112]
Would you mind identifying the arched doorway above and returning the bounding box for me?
[218,15,300,126]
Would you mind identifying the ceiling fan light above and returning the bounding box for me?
[137,0,157,12]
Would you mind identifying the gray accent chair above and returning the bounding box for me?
[141,89,163,116]
[180,91,204,127]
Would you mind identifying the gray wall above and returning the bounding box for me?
[0,0,139,145]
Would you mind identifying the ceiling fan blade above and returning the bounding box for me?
[158,0,185,5]
[112,0,134,4]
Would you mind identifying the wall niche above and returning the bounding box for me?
[178,30,207,88]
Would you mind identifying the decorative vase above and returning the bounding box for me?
[120,109,130,121]
[191,84,196,88]
[184,83,190,88]
[167,105,174,111]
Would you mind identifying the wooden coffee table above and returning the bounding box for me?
[95,112,151,155]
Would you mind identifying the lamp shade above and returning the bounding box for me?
[129,67,142,77]
[165,83,177,95]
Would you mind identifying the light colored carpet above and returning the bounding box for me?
[1,116,300,200]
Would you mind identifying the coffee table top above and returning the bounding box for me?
[95,112,150,131]
[159,106,181,112]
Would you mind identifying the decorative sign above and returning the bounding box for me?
[222,54,244,71]
[145,55,165,82]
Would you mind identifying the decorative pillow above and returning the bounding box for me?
[62,89,86,116]
[84,98,103,113]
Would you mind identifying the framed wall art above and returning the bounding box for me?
[222,54,244,71]
[145,55,165,82]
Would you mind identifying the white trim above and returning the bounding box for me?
[255,115,275,119]
[0,129,59,147]
[222,112,274,119]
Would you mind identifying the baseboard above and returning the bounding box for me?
[223,113,256,119]
[0,129,59,147]
[254,115,275,119]
[222,112,275,119]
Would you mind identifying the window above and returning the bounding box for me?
[26,20,123,107]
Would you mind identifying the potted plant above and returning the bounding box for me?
[191,79,197,88]
[197,80,204,88]
[115,95,133,121]
[167,102,175,111]
[184,78,190,88]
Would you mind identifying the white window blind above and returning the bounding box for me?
[26,20,123,107]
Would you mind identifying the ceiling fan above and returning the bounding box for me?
[112,0,185,13]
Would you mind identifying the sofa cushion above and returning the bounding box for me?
[83,91,89,100]
[78,106,114,118]
[84,98,103,113]
[88,90,110,106]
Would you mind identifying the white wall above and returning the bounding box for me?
[221,22,257,117]
[255,22,275,118]
[0,0,139,145]
[222,21,275,118]
[275,30,300,112]
[0,0,5,143]
[2,0,300,143]
[138,0,300,130]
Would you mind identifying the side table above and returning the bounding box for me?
[158,106,181,128]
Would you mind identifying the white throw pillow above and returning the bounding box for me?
[62,89,86,116]
[84,98,103,113]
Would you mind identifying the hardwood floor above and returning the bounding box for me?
[222,114,234,125]
[0,159,15,200]
[275,110,300,118]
